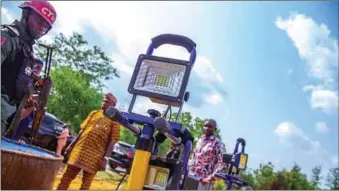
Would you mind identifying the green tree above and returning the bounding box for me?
[47,66,103,133]
[33,32,120,133]
[235,162,319,190]
[239,170,256,188]
[269,172,289,190]
[326,167,339,190]
[253,162,276,189]
[119,127,137,145]
[310,166,322,189]
[34,32,119,90]
[170,112,222,148]
[288,164,314,190]
[116,104,138,145]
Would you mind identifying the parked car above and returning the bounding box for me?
[20,112,75,155]
[109,141,135,171]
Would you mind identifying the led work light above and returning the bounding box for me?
[128,55,192,107]
[238,153,248,170]
[127,34,197,112]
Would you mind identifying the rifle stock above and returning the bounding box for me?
[6,85,35,139]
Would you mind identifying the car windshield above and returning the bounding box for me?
[42,116,55,130]
[55,121,64,131]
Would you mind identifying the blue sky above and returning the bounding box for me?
[2,1,338,181]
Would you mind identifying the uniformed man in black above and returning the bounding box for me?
[1,0,57,133]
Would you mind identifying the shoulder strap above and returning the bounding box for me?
[1,24,20,37]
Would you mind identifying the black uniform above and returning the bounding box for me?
[1,20,36,105]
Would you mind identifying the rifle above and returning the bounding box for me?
[30,44,53,144]
[5,44,53,140]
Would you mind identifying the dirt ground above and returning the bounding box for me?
[53,165,127,190]
[53,176,120,190]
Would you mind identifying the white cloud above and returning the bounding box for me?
[287,68,293,75]
[111,53,134,75]
[276,13,338,115]
[276,13,338,82]
[52,1,222,78]
[194,56,224,83]
[1,7,14,24]
[203,92,223,105]
[39,33,54,44]
[315,121,329,133]
[275,122,301,136]
[309,89,338,113]
[303,85,338,114]
[115,96,168,116]
[49,2,212,68]
[45,1,225,105]
[275,122,320,153]
[132,97,169,116]
[153,44,224,84]
[331,155,338,166]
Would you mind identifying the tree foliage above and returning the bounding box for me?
[34,32,119,133]
[311,166,322,189]
[326,167,339,190]
[47,66,103,133]
[221,163,339,190]
[170,112,222,147]
[213,162,339,190]
[34,32,119,90]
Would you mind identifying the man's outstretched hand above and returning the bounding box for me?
[201,176,216,185]
[201,177,210,185]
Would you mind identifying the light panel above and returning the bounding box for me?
[133,59,186,98]
[154,75,170,88]
[238,153,248,170]
[145,165,170,189]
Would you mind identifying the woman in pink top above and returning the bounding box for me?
[57,124,70,156]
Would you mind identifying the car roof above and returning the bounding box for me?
[118,141,134,147]
[45,112,64,124]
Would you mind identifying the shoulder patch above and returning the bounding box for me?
[1,37,5,46]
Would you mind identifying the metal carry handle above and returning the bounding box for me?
[234,138,246,154]
[153,117,182,145]
[104,106,141,136]
[146,34,197,64]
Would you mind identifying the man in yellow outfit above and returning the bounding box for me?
[57,93,120,190]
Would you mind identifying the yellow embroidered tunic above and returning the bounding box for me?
[67,110,120,173]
